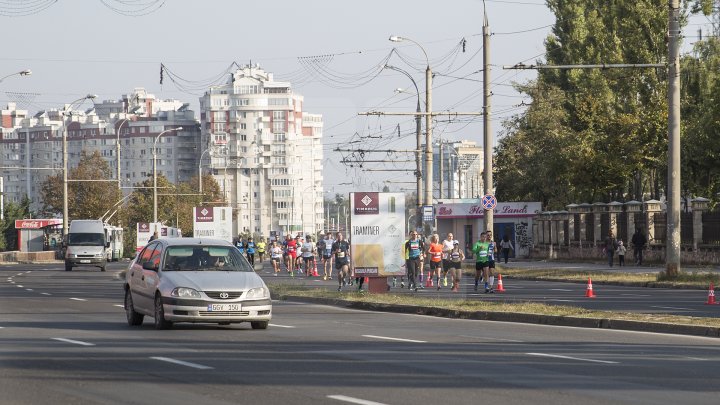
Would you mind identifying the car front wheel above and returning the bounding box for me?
[154,295,173,330]
[125,289,144,326]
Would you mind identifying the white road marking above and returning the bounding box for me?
[16,273,22,276]
[621,294,651,297]
[25,271,31,274]
[550,299,575,302]
[16,285,23,288]
[25,289,33,292]
[362,334,426,343]
[114,304,124,308]
[268,323,295,328]
[69,298,87,301]
[527,352,619,364]
[651,306,693,311]
[41,293,51,296]
[52,338,95,347]
[150,356,213,370]
[327,395,388,405]
[684,356,710,361]
[459,334,523,343]
[551,289,573,292]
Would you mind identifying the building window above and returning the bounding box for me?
[274,133,285,142]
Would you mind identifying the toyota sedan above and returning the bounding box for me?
[123,238,272,329]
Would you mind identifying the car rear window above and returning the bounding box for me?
[162,245,253,272]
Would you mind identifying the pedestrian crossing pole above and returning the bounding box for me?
[483,5,494,234]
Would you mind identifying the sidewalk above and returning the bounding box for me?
[497,259,720,274]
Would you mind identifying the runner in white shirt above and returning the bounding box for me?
[300,235,317,277]
[269,241,283,276]
[441,233,457,288]
[320,233,335,280]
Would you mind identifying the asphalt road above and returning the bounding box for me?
[1,262,720,404]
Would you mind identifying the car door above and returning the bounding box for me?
[130,243,158,313]
[140,245,163,309]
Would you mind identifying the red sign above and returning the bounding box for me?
[195,207,214,222]
[354,192,379,215]
[14,219,63,229]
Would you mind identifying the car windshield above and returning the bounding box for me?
[162,245,253,272]
[68,233,105,246]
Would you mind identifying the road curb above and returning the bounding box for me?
[275,294,720,338]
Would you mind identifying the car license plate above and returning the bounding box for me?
[80,260,91,264]
[207,303,241,312]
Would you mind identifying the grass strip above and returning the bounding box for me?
[271,284,720,329]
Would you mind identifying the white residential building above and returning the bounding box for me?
[0,89,201,213]
[433,140,484,200]
[199,65,324,238]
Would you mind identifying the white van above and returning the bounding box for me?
[65,220,109,272]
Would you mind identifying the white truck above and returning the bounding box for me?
[65,219,109,272]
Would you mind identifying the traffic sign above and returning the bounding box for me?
[422,205,434,222]
[481,194,497,210]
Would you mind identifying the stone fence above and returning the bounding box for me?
[531,198,720,265]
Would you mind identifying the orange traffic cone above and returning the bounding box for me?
[705,283,716,305]
[364,276,369,284]
[496,274,506,293]
[313,261,319,277]
[425,272,433,288]
[585,277,596,298]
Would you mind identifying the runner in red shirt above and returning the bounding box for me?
[285,235,298,277]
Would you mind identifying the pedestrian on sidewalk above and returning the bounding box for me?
[604,231,618,267]
[631,228,647,265]
[499,235,513,264]
[617,239,626,266]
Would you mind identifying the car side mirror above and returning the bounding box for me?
[142,261,158,271]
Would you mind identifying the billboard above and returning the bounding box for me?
[193,206,233,242]
[135,222,181,252]
[349,192,406,277]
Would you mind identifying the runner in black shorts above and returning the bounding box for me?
[332,232,351,291]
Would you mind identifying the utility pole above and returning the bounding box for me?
[483,6,494,233]
[666,0,681,276]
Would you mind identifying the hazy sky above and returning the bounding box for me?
[0,0,709,196]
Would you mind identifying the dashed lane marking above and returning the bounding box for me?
[527,352,619,364]
[268,323,296,328]
[150,357,213,370]
[52,338,95,347]
[362,335,427,343]
[327,395,388,405]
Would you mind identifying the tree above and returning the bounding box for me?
[39,150,122,221]
[0,197,30,251]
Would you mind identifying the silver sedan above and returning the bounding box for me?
[123,238,272,329]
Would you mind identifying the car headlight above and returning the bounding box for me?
[170,287,202,298]
[246,287,269,299]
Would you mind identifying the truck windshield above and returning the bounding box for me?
[68,233,105,246]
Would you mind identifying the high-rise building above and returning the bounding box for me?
[432,140,483,200]
[0,89,200,214]
[199,65,323,238]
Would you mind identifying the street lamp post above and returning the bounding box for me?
[115,118,130,190]
[153,127,183,223]
[385,63,423,230]
[389,35,432,227]
[0,69,31,84]
[198,147,212,195]
[62,94,97,237]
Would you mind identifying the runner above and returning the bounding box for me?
[270,241,283,276]
[236,237,246,256]
[427,234,444,290]
[301,235,316,277]
[485,231,496,293]
[404,230,425,291]
[441,232,456,287]
[294,235,304,273]
[471,232,490,292]
[320,232,334,280]
[256,238,266,263]
[448,241,465,292]
[285,234,298,277]
[332,232,351,291]
[246,237,256,267]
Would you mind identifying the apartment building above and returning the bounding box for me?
[433,140,484,200]
[199,65,324,238]
[0,89,200,213]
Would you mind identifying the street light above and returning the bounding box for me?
[0,69,31,84]
[153,127,183,223]
[115,118,130,190]
[389,35,433,224]
[62,94,97,237]
[386,63,423,229]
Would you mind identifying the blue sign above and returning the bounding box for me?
[481,194,497,210]
[422,205,434,222]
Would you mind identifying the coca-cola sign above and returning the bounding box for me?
[14,219,62,229]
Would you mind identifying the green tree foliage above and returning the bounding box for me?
[496,0,671,209]
[0,198,30,251]
[39,150,122,221]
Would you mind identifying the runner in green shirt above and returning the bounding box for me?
[471,232,490,292]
